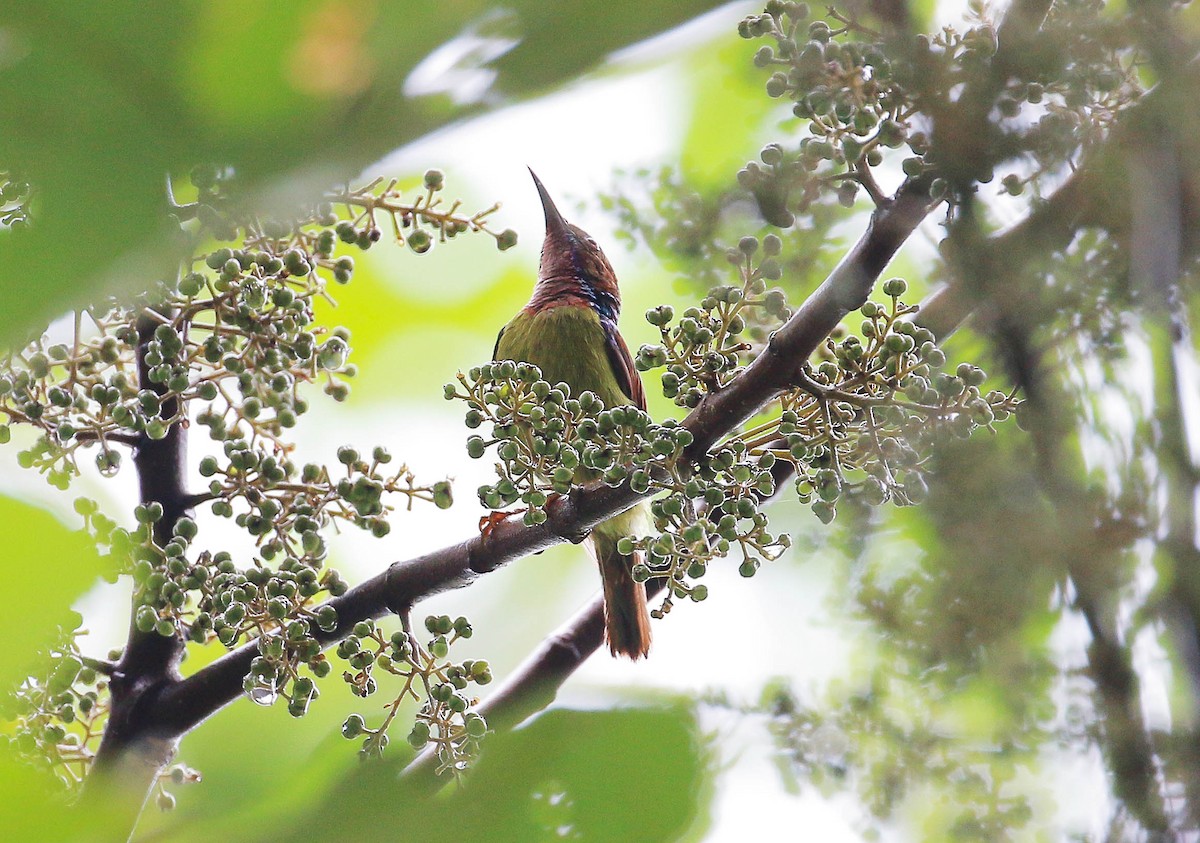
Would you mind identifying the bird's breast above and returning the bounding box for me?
[495,305,629,409]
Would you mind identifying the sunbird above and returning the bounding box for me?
[491,170,652,659]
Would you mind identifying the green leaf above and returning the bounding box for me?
[0,0,726,345]
[0,496,103,690]
[457,706,709,842]
[0,748,123,842]
[254,706,710,842]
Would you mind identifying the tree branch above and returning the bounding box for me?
[80,656,120,677]
[1121,98,1193,830]
[79,310,194,838]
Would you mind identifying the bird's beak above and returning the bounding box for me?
[528,168,571,242]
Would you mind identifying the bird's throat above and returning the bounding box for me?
[528,274,619,321]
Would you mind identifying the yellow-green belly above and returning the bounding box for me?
[495,304,647,539]
[495,305,632,410]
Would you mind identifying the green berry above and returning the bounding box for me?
[496,229,519,251]
[407,230,432,254]
[342,714,365,739]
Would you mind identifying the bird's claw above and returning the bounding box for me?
[478,508,525,540]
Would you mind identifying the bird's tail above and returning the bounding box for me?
[588,524,652,660]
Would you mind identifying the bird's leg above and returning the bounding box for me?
[477,489,591,543]
[478,508,525,539]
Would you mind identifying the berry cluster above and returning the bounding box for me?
[339,615,491,772]
[4,634,204,806]
[2,166,511,792]
[739,277,1017,524]
[623,436,793,614]
[739,0,1143,213]
[446,363,693,527]
[5,644,107,787]
[447,358,792,616]
[324,169,517,256]
[739,1,917,216]
[638,234,791,408]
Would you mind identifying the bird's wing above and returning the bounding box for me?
[602,319,647,412]
[491,326,505,360]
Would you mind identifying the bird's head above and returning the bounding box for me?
[529,169,621,318]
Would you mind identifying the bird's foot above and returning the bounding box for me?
[478,508,525,540]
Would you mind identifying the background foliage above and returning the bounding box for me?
[2,0,1199,840]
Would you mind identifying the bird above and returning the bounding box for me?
[490,169,652,659]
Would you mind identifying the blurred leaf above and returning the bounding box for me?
[456,706,709,842]
[0,748,124,843]
[0,0,726,345]
[132,688,361,842]
[0,496,103,689]
[680,36,779,190]
[0,496,116,839]
[264,706,709,843]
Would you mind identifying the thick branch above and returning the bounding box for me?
[79,311,193,836]
[1125,105,1193,830]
